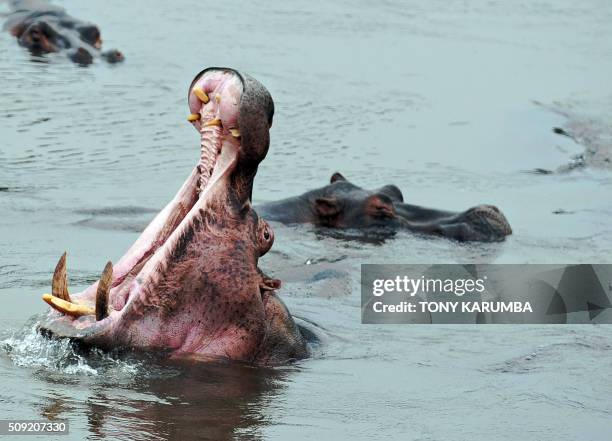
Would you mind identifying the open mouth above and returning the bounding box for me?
[42,68,248,328]
[36,68,304,364]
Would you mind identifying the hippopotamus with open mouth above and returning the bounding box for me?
[38,68,308,365]
[257,173,512,242]
[3,0,123,65]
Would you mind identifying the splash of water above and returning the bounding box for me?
[1,321,143,378]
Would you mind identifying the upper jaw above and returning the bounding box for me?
[187,68,274,205]
[187,68,244,198]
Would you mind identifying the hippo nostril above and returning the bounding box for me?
[263,230,270,241]
[102,49,125,64]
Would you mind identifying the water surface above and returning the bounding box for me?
[1,0,611,439]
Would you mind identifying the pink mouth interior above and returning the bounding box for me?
[67,71,244,320]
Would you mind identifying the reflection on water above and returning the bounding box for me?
[3,324,295,440]
[77,362,290,441]
[1,0,612,439]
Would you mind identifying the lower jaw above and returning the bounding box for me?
[43,70,245,328]
[109,142,239,311]
[48,137,239,326]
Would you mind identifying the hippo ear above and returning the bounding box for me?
[315,197,342,218]
[330,172,346,184]
[380,184,404,202]
[366,195,396,219]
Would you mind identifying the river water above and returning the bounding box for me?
[1,0,611,439]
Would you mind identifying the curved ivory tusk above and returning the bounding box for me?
[96,261,113,321]
[42,293,94,317]
[52,252,71,302]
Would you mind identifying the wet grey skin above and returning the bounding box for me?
[257,172,512,242]
[37,68,309,366]
[3,0,123,65]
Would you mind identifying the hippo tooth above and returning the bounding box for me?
[96,261,113,321]
[229,128,240,138]
[204,118,222,127]
[42,293,95,317]
[193,87,210,104]
[52,252,71,302]
[187,113,201,122]
[215,93,221,103]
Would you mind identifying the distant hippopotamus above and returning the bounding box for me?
[37,68,308,365]
[3,0,123,65]
[257,173,512,242]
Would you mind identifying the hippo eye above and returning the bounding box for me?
[368,194,396,220]
[75,25,102,49]
[373,208,394,219]
[258,221,274,256]
[371,204,395,219]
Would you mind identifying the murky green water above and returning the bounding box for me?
[1,0,611,439]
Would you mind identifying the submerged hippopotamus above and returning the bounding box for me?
[3,0,123,65]
[38,68,308,365]
[257,173,512,242]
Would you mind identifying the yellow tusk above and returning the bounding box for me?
[229,128,241,138]
[42,293,95,317]
[187,113,201,122]
[204,118,222,127]
[215,93,221,103]
[193,87,210,104]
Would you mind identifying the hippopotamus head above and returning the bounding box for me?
[38,68,307,365]
[311,172,408,230]
[260,172,512,242]
[7,8,124,65]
